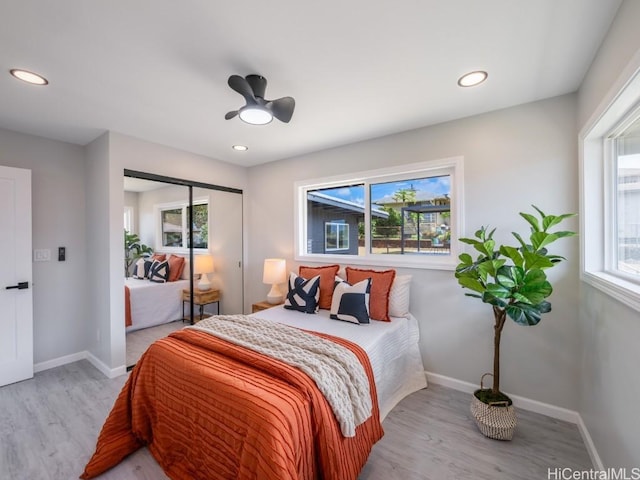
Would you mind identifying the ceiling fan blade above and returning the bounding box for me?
[245,75,267,99]
[228,75,256,104]
[225,110,239,120]
[266,97,295,123]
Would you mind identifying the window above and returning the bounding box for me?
[295,157,463,269]
[325,222,349,251]
[581,65,640,312]
[123,206,134,233]
[157,199,208,252]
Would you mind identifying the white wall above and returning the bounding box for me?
[0,128,88,365]
[247,94,580,410]
[577,0,640,468]
[123,190,139,234]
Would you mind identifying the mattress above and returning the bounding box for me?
[124,278,190,331]
[251,305,427,420]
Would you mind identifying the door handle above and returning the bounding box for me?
[5,281,29,290]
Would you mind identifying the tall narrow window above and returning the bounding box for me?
[613,115,640,278]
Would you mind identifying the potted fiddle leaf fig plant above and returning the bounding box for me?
[454,206,575,440]
[124,230,153,277]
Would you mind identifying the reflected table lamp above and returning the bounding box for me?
[194,254,215,291]
[263,258,286,304]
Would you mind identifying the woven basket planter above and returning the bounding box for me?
[470,374,517,441]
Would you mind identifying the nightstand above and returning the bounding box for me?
[252,300,284,313]
[182,289,220,324]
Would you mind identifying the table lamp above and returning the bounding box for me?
[263,258,286,304]
[194,254,214,291]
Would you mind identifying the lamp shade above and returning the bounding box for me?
[263,258,286,284]
[193,255,214,275]
[194,255,214,291]
[263,258,286,304]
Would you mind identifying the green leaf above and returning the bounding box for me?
[482,291,509,308]
[500,245,524,268]
[458,253,473,265]
[486,283,511,298]
[512,231,528,249]
[542,213,575,231]
[457,276,485,294]
[531,205,547,218]
[553,230,576,239]
[506,303,545,326]
[478,258,505,278]
[460,237,481,247]
[522,249,554,270]
[520,212,541,232]
[531,232,559,252]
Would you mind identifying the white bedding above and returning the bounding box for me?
[251,305,427,420]
[125,278,190,332]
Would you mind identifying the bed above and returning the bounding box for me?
[84,281,427,479]
[124,277,190,331]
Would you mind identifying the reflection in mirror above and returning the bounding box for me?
[122,175,244,370]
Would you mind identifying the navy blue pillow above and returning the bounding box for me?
[148,260,169,283]
[133,258,154,279]
[284,272,320,314]
[330,278,371,325]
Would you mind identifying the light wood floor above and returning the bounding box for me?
[126,320,185,367]
[0,358,592,480]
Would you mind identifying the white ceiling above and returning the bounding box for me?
[0,1,622,167]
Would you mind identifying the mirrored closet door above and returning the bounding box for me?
[123,172,243,368]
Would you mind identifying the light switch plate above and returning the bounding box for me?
[33,249,51,262]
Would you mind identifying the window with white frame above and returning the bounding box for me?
[295,157,463,269]
[581,66,640,312]
[123,206,134,233]
[157,199,209,251]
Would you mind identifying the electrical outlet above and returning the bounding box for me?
[58,247,66,261]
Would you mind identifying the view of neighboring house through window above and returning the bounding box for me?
[370,175,451,255]
[300,159,459,267]
[614,114,640,279]
[159,200,208,251]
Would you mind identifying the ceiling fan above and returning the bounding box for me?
[225,74,295,125]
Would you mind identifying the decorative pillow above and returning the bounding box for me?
[330,278,371,325]
[345,267,396,322]
[132,258,153,279]
[167,255,186,282]
[148,260,170,283]
[389,274,412,318]
[284,272,320,314]
[299,264,339,310]
[151,253,166,262]
[180,257,192,279]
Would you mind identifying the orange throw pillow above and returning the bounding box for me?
[167,255,186,282]
[299,264,340,310]
[151,253,166,262]
[345,267,396,322]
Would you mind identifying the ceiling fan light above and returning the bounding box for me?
[239,106,273,125]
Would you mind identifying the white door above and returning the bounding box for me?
[0,165,33,387]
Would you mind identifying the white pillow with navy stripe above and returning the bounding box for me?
[284,272,320,314]
[148,260,169,283]
[330,277,371,325]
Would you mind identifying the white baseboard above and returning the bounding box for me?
[86,351,127,379]
[34,351,87,373]
[34,351,127,379]
[425,371,602,469]
[576,414,605,471]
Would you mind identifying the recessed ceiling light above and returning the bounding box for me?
[457,70,488,87]
[10,69,49,85]
[232,145,248,151]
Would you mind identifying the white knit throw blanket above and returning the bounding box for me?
[189,315,372,437]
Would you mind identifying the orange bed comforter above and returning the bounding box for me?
[81,328,383,480]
